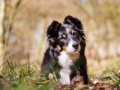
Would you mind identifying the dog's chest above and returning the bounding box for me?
[58,52,73,68]
[58,51,73,85]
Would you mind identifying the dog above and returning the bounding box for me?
[41,15,88,85]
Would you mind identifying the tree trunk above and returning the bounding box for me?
[0,0,5,72]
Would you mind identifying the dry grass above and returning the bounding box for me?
[0,57,119,90]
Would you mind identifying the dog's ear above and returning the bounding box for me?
[64,15,85,40]
[47,20,60,47]
[64,15,83,29]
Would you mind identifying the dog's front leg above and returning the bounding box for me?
[59,68,71,85]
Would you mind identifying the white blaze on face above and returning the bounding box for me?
[66,29,81,53]
[66,41,75,53]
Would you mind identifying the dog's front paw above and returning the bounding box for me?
[59,78,70,85]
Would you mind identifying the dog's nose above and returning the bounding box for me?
[72,43,78,49]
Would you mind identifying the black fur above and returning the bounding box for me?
[41,15,88,84]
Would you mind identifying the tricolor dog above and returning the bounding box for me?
[41,15,88,85]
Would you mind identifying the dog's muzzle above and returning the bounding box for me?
[66,41,80,53]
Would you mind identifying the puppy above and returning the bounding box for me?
[41,15,88,85]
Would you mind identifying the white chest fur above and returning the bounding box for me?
[58,51,73,85]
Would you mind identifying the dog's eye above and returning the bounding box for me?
[71,30,76,36]
[62,34,67,39]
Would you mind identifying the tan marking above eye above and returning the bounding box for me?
[62,34,66,38]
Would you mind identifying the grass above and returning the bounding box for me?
[0,56,59,90]
[102,61,120,89]
[0,57,119,90]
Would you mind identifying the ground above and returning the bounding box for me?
[0,57,119,90]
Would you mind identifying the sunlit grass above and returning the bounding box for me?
[0,58,119,90]
[88,59,120,76]
[0,57,58,90]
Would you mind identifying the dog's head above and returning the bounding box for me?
[47,15,85,54]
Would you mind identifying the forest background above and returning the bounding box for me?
[0,0,120,89]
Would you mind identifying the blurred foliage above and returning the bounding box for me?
[2,0,120,62]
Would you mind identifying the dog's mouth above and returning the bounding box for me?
[66,45,81,53]
[66,49,80,54]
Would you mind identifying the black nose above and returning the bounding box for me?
[72,43,78,49]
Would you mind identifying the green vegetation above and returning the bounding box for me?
[0,58,58,90]
[0,58,119,90]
